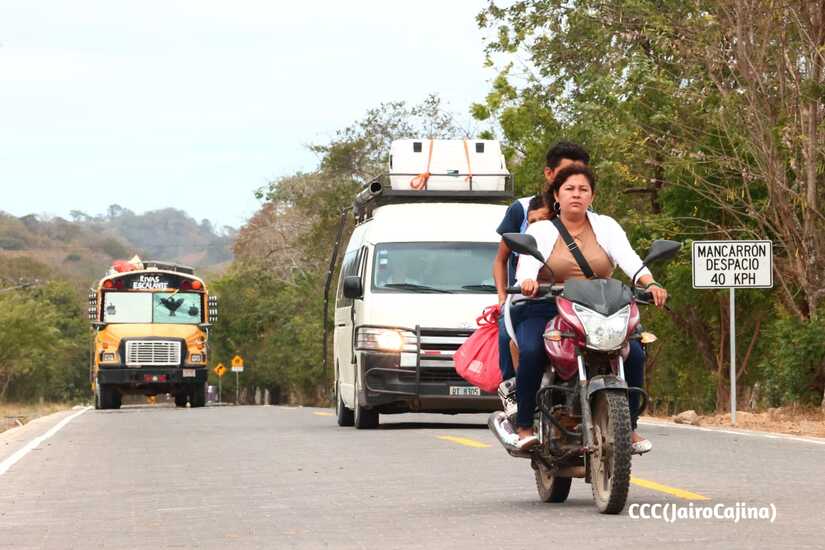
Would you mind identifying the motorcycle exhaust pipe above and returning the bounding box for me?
[488,411,532,459]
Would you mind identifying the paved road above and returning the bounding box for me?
[0,405,823,549]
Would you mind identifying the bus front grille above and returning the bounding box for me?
[125,340,182,367]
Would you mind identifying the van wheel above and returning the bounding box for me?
[354,389,379,429]
[336,379,354,427]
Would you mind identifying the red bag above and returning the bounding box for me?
[453,305,502,393]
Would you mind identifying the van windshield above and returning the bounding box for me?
[372,242,498,294]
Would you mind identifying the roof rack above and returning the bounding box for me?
[142,260,195,275]
[352,173,514,222]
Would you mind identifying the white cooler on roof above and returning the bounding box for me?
[389,139,509,192]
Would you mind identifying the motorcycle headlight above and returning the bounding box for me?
[572,304,630,351]
[356,328,417,352]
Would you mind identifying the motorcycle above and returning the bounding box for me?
[489,234,680,514]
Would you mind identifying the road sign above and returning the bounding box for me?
[692,239,773,426]
[231,355,244,373]
[692,240,773,289]
[214,363,226,377]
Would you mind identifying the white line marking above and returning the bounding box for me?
[639,418,825,446]
[0,406,91,477]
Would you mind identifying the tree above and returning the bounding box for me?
[476,0,825,410]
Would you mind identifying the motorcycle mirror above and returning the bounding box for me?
[503,233,545,264]
[644,240,681,265]
[632,239,681,283]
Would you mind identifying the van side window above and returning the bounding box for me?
[336,249,360,307]
[358,246,369,283]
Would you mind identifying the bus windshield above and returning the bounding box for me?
[103,292,203,324]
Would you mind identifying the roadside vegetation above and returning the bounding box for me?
[212,1,825,415]
[1,1,823,419]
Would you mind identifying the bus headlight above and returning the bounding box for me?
[356,328,417,352]
[190,353,204,363]
[101,352,117,362]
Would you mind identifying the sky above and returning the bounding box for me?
[0,1,497,229]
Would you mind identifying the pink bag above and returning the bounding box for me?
[453,305,502,393]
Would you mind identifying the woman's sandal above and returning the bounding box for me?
[631,438,653,455]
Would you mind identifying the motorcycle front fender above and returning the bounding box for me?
[586,375,628,401]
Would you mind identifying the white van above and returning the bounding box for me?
[333,201,508,428]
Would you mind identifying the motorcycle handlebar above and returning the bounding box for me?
[505,284,562,297]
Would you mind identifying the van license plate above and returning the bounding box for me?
[450,386,480,396]
[182,369,195,378]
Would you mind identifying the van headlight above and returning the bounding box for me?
[572,304,630,351]
[356,328,417,352]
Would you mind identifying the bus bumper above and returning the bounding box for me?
[97,366,208,386]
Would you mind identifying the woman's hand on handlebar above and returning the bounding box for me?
[521,279,539,297]
[649,285,668,308]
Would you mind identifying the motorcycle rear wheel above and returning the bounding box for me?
[533,459,572,503]
[590,390,632,514]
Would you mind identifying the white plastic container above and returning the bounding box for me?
[388,139,509,192]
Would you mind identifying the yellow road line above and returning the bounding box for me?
[631,476,709,501]
[437,435,491,448]
[313,412,334,417]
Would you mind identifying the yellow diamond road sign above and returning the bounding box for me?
[231,355,244,373]
[214,363,226,377]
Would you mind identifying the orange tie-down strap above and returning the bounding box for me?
[410,139,434,190]
[410,139,473,190]
[463,138,473,185]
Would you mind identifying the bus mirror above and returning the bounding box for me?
[343,276,363,300]
[208,295,219,323]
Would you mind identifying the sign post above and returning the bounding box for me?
[231,355,244,404]
[692,240,773,425]
[213,363,226,403]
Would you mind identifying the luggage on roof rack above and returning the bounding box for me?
[142,260,195,275]
[353,139,514,221]
[389,139,509,192]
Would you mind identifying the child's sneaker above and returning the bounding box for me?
[497,377,517,421]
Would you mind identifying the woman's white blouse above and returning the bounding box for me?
[515,211,652,285]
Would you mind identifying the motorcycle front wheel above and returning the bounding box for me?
[589,390,632,514]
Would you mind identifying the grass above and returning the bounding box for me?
[0,402,76,433]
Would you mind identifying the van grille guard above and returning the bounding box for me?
[357,324,474,397]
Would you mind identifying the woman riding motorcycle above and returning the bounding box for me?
[511,164,668,451]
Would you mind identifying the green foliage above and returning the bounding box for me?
[0,281,88,402]
[472,0,825,411]
[100,237,130,259]
[755,317,825,406]
[221,96,466,404]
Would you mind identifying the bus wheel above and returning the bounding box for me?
[190,383,206,408]
[99,384,119,410]
[174,392,188,407]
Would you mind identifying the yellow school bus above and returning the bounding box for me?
[88,261,218,409]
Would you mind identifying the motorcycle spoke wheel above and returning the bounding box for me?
[590,391,632,514]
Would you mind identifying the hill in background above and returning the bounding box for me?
[0,205,236,288]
